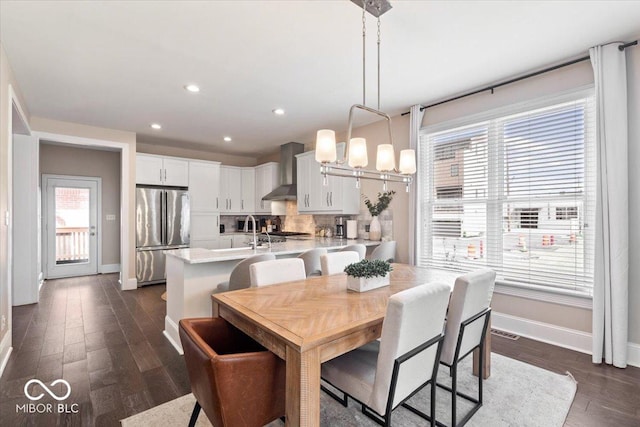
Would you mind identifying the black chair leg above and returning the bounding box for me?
[451,363,457,427]
[188,401,201,427]
[430,382,436,427]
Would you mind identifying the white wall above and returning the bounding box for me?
[0,42,31,374]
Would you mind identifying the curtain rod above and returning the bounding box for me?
[401,39,638,116]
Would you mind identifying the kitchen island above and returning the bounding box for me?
[163,238,380,353]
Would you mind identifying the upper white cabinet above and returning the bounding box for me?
[240,168,255,213]
[220,166,242,213]
[254,162,279,214]
[136,154,189,187]
[188,160,220,212]
[296,148,360,214]
[220,166,255,214]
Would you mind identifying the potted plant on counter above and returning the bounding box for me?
[344,259,393,292]
[363,190,395,241]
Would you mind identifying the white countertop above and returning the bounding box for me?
[165,238,379,264]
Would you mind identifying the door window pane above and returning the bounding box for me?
[55,187,90,264]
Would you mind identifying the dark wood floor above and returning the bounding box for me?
[1,273,639,426]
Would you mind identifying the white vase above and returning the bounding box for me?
[369,216,382,241]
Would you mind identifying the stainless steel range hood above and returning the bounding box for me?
[262,142,305,201]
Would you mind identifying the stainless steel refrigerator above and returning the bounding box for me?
[136,187,190,285]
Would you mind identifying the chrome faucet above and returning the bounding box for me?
[244,214,258,249]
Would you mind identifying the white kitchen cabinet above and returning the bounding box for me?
[188,160,220,212]
[296,152,322,212]
[232,234,251,248]
[190,212,220,242]
[254,162,279,214]
[240,168,255,213]
[220,166,242,213]
[136,154,189,187]
[296,147,360,214]
[218,235,233,249]
[220,166,255,214]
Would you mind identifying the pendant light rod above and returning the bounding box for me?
[377,15,381,110]
[362,2,366,106]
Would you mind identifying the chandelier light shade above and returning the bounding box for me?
[376,144,395,172]
[399,149,417,174]
[348,137,368,168]
[315,129,337,163]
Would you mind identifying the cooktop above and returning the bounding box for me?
[261,231,311,237]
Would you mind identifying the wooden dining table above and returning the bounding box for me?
[211,263,491,427]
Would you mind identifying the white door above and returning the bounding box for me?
[44,176,99,278]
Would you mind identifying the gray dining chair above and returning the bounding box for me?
[216,253,276,293]
[321,283,451,426]
[250,258,306,287]
[297,248,328,277]
[339,244,366,260]
[320,251,360,276]
[369,241,397,262]
[438,268,496,427]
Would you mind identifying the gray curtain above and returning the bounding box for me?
[590,43,629,368]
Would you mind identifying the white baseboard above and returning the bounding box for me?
[492,311,640,368]
[492,311,592,354]
[0,332,13,379]
[164,316,183,355]
[100,263,120,274]
[121,277,138,291]
[627,342,640,368]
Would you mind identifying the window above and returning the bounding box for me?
[418,92,596,294]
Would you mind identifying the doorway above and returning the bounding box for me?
[42,175,101,278]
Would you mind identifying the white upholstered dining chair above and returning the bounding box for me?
[320,251,360,276]
[438,268,496,427]
[216,253,276,293]
[297,248,328,277]
[321,283,452,426]
[249,258,306,287]
[369,241,397,262]
[339,244,366,260]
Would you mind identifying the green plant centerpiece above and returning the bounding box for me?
[363,190,396,217]
[363,190,395,241]
[344,259,393,292]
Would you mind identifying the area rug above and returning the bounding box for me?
[121,353,576,427]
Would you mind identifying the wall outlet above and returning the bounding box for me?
[1,315,6,331]
[106,214,116,221]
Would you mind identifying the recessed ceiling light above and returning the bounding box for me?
[272,108,285,116]
[184,84,200,93]
[223,136,232,142]
[150,123,162,130]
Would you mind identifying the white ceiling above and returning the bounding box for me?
[1,1,639,157]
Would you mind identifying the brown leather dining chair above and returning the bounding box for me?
[179,317,285,427]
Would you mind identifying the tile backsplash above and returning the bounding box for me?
[220,200,393,240]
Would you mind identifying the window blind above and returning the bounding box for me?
[418,92,596,294]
